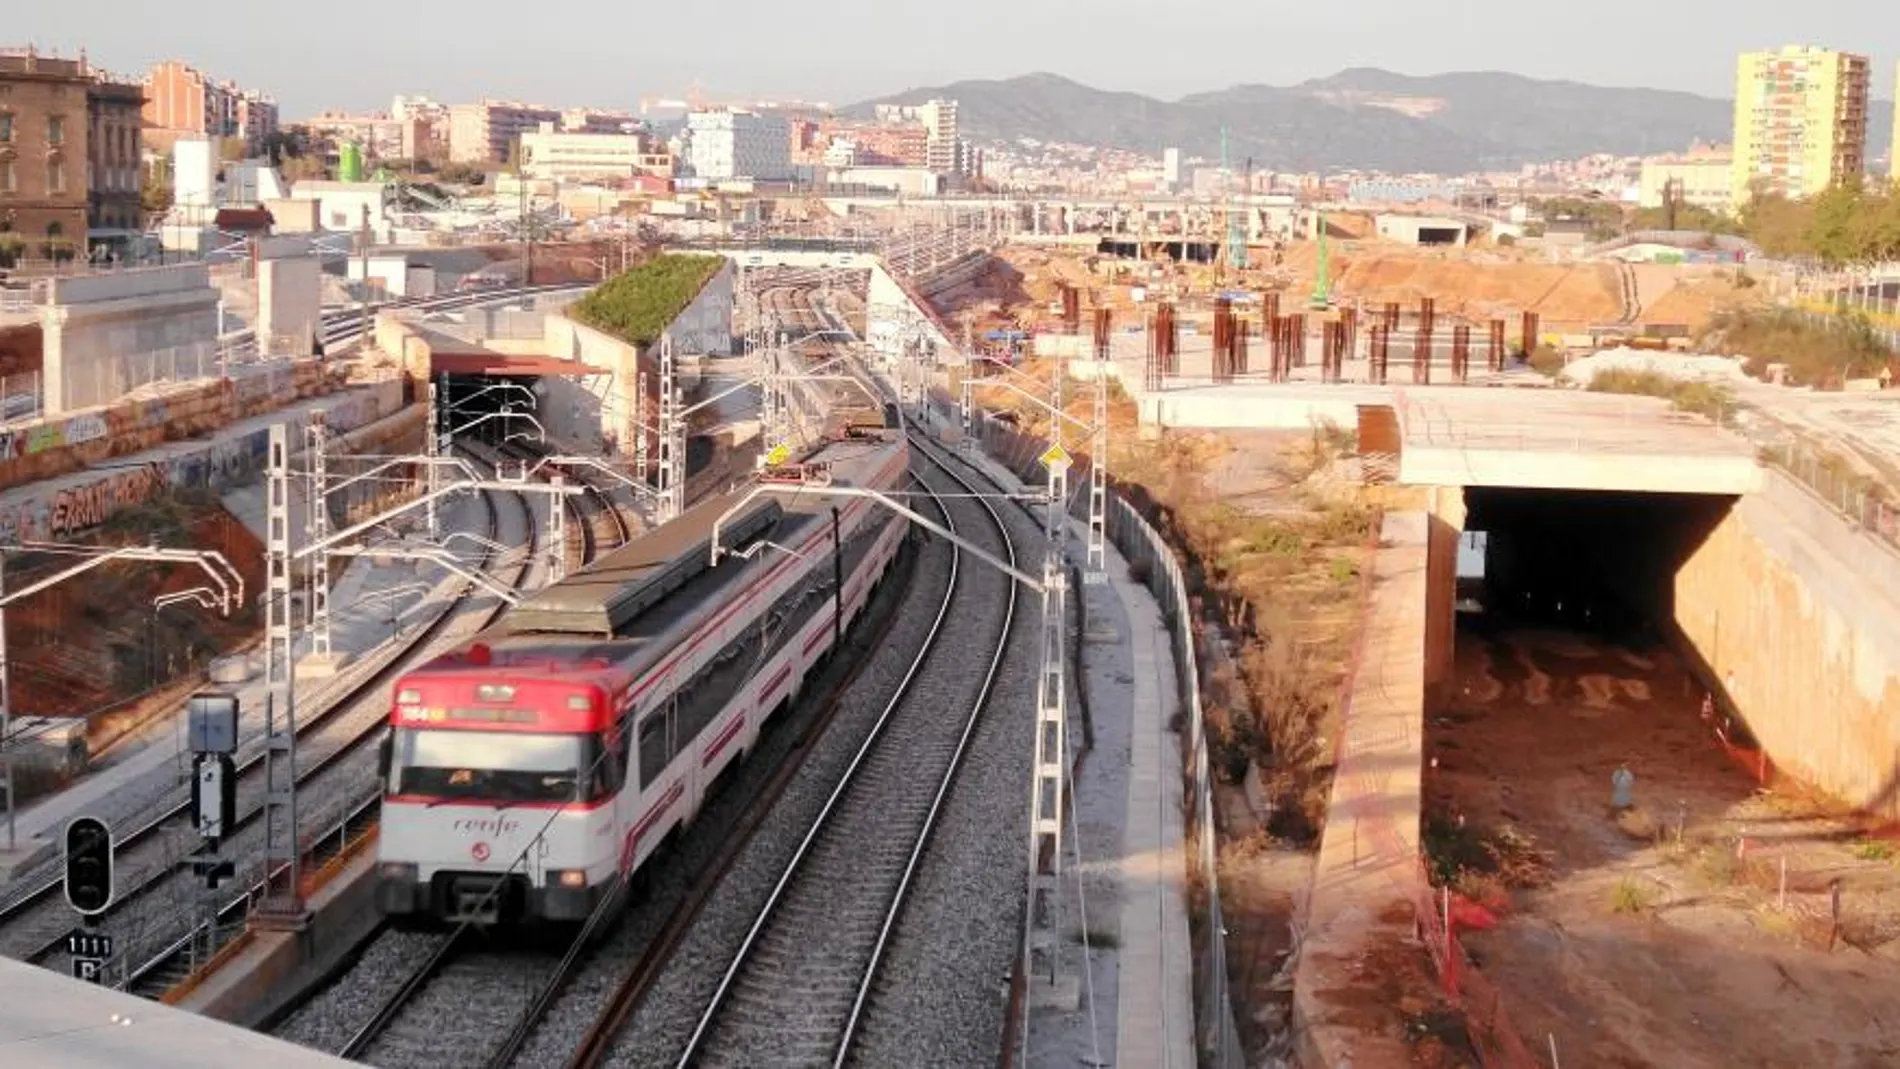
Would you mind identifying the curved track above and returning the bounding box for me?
[0,283,580,926]
[560,436,1018,1069]
[0,436,545,992]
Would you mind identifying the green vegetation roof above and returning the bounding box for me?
[569,254,725,347]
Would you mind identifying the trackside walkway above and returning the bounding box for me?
[1099,534,1196,1068]
[945,436,1194,1067]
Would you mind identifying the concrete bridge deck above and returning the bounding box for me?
[1069,342,1762,496]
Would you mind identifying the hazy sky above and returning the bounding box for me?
[13,1,1900,117]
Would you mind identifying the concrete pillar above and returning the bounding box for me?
[1424,484,1466,707]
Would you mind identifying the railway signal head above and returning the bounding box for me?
[63,816,114,916]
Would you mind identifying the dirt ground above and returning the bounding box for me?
[7,496,264,728]
[985,242,1761,338]
[1430,619,1900,1069]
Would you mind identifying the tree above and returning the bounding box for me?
[218,136,248,162]
[1630,203,1739,236]
[141,158,174,216]
[260,126,314,168]
[1738,189,1811,259]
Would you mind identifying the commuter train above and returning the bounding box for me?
[375,428,910,926]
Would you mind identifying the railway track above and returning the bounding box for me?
[566,437,1019,1069]
[286,460,971,1069]
[311,465,957,1069]
[121,447,544,996]
[0,283,583,901]
[0,444,542,993]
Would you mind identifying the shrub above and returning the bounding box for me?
[1698,307,1892,387]
[1609,877,1655,914]
[1584,367,1737,424]
[569,253,724,346]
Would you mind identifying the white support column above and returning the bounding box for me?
[548,474,567,583]
[1025,452,1070,997]
[424,377,441,540]
[257,422,306,927]
[658,334,683,522]
[959,376,974,452]
[632,359,649,488]
[307,412,332,657]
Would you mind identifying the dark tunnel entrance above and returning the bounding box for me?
[1458,487,1737,642]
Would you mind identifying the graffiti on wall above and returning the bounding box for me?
[167,428,269,491]
[49,463,170,537]
[63,414,108,447]
[0,411,124,463]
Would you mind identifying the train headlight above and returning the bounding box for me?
[380,862,418,882]
[549,869,587,889]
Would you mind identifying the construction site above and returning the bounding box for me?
[925,228,1900,1069]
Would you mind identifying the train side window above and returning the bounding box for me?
[637,715,668,788]
[618,713,634,791]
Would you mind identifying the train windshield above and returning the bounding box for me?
[388,728,600,804]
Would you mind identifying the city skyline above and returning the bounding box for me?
[10,0,1900,119]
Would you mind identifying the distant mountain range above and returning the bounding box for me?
[850,68,1898,174]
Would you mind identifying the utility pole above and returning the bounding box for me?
[1087,309,1110,580]
[1024,433,1071,1000]
[0,554,10,853]
[255,423,307,928]
[658,334,683,522]
[307,412,332,659]
[358,205,372,349]
[425,377,443,540]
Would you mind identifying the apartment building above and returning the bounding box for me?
[142,59,279,157]
[0,50,91,254]
[87,74,144,235]
[873,99,963,174]
[448,100,562,164]
[1731,45,1870,206]
[304,111,429,161]
[683,110,791,181]
[518,122,650,181]
[1638,145,1735,213]
[560,108,636,135]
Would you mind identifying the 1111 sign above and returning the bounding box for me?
[66,931,113,959]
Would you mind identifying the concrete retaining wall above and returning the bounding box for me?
[0,359,358,495]
[0,377,403,544]
[1675,471,1900,816]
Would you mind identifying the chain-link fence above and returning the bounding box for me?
[60,342,225,412]
[0,370,44,427]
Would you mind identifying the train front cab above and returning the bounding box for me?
[376,678,626,927]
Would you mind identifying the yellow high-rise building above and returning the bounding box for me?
[1731,45,1870,207]
[1892,63,1900,182]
